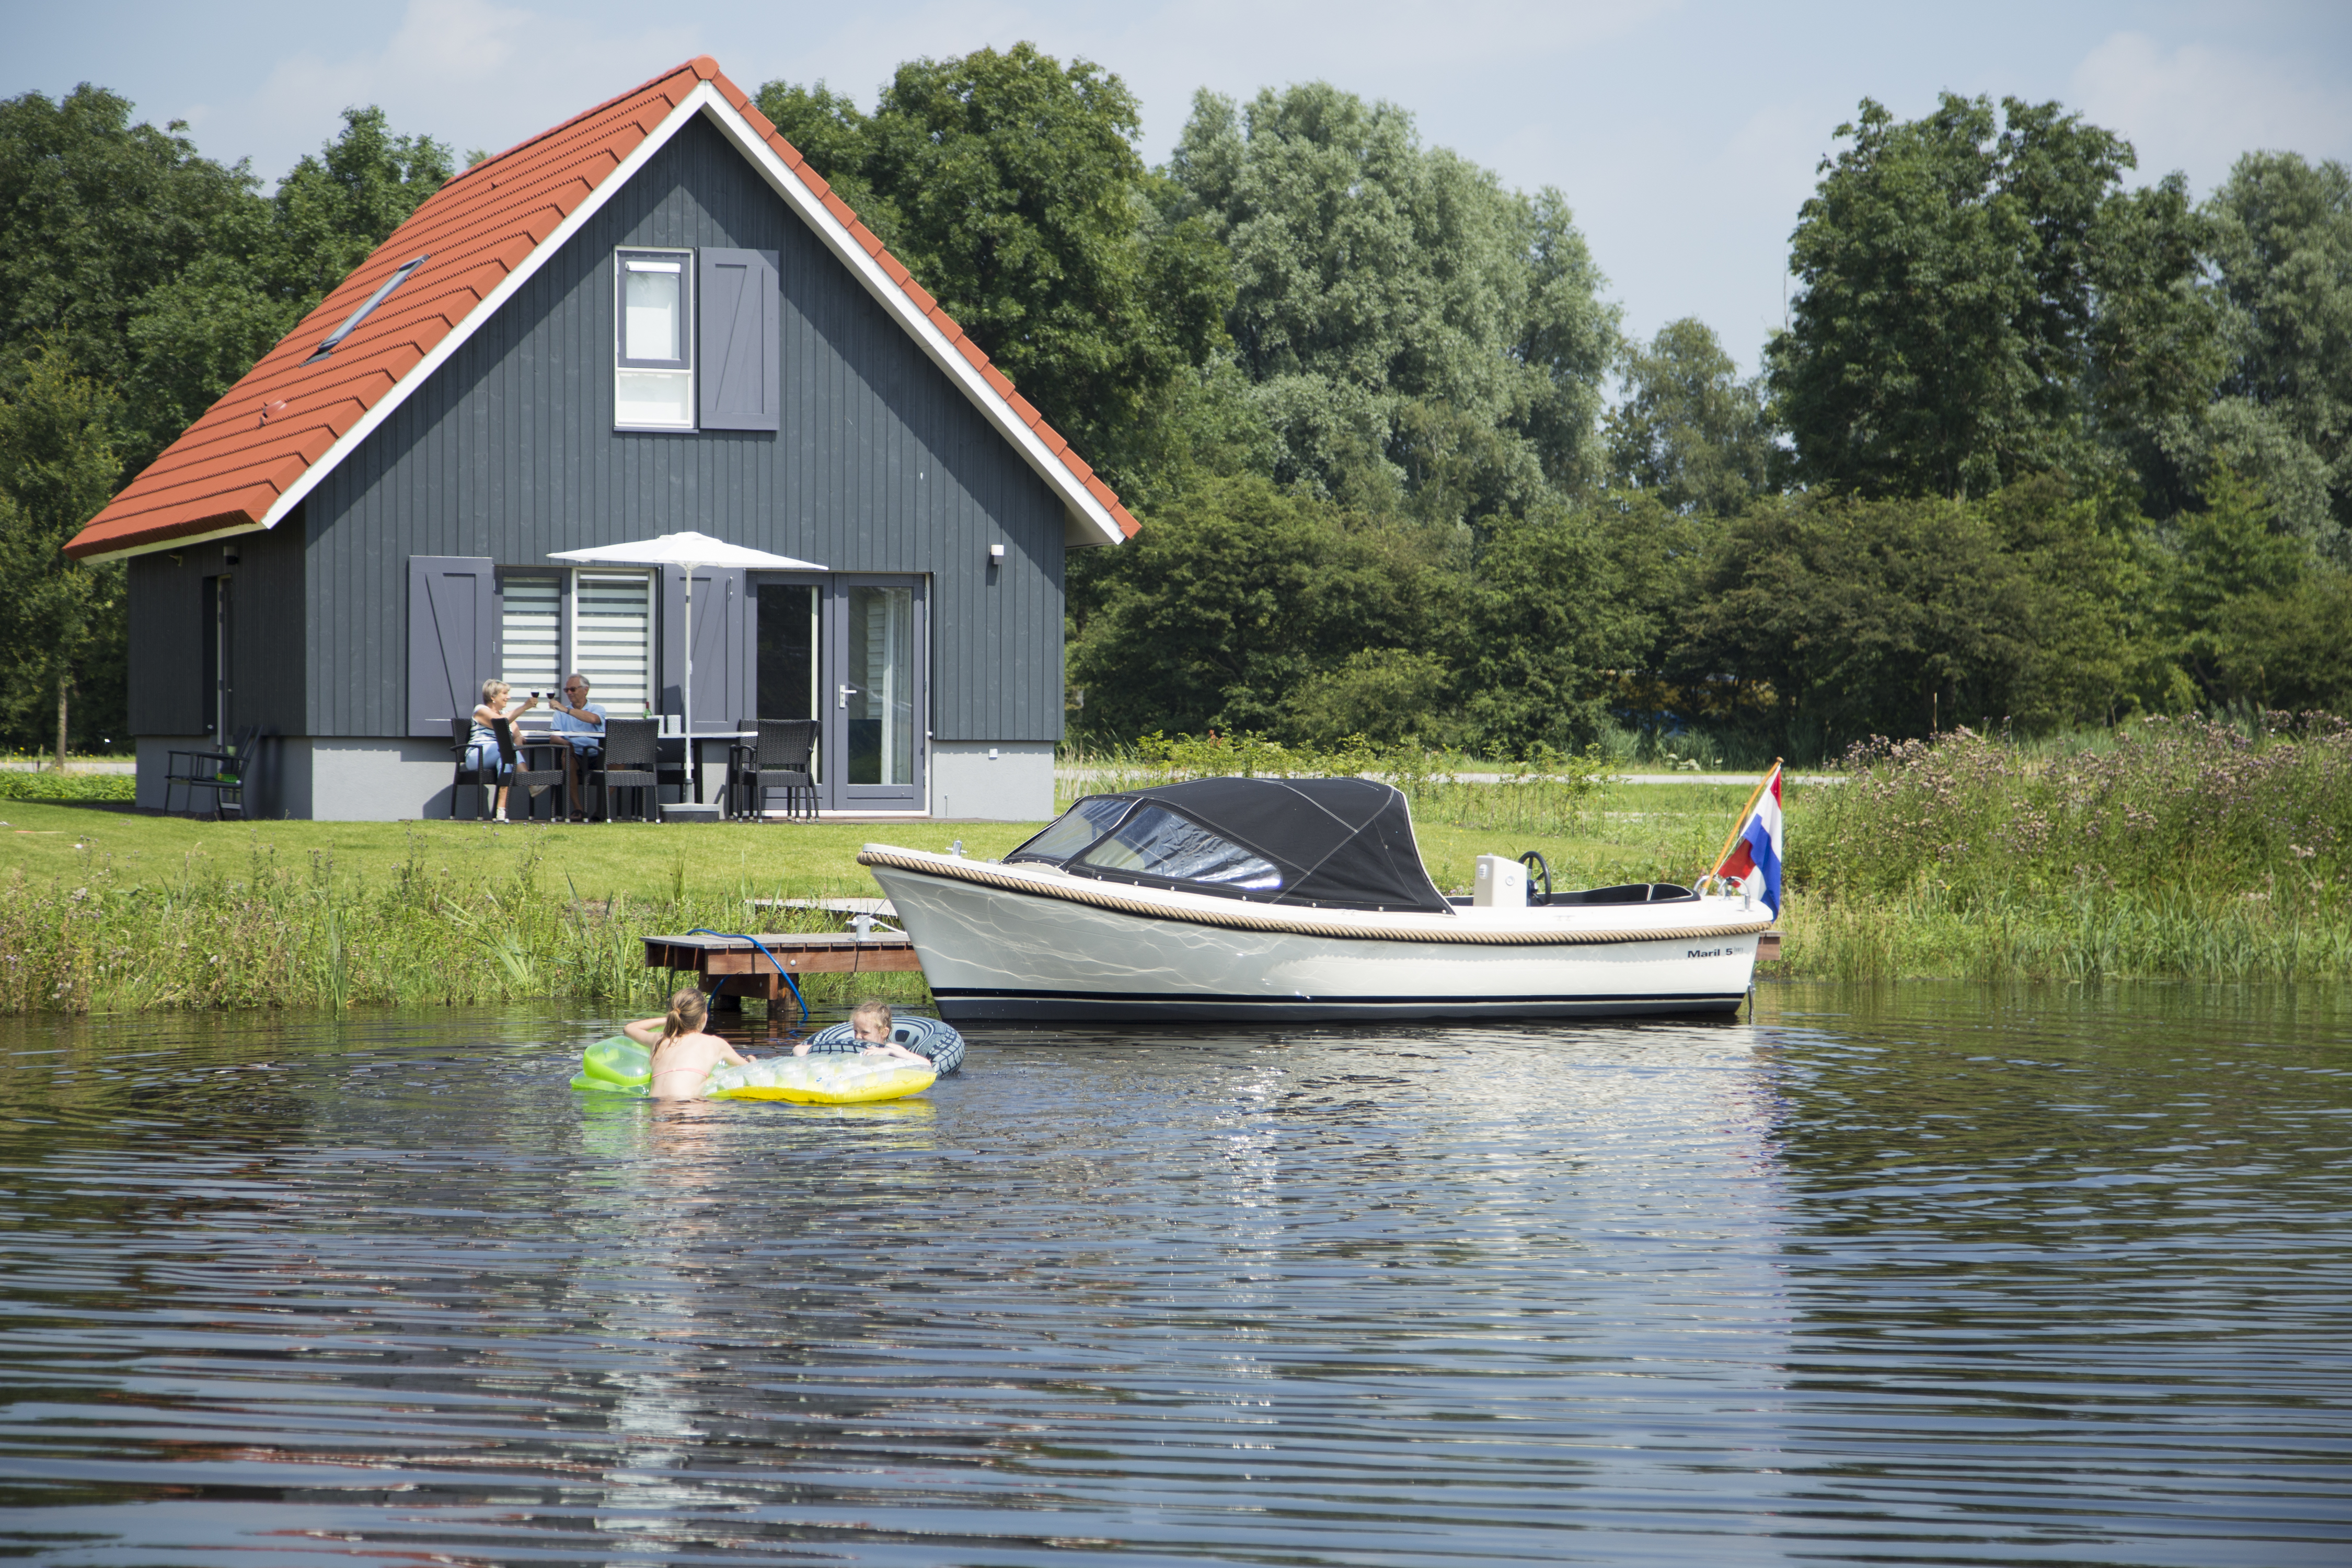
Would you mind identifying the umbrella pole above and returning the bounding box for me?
[682,568,696,803]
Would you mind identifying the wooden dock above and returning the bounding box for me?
[643,931,923,1023]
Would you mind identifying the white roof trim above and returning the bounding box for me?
[94,520,270,563]
[249,82,722,538]
[696,94,1127,548]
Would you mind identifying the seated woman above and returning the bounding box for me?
[468,679,540,822]
[622,989,754,1100]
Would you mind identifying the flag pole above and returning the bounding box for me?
[1701,757,1782,886]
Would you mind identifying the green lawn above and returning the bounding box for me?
[0,786,1788,1015]
[0,803,1039,903]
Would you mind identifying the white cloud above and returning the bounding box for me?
[2070,29,2352,190]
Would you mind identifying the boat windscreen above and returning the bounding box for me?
[1050,776,1451,913]
[1076,804,1283,890]
[1006,795,1133,864]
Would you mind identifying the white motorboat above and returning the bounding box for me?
[858,777,1775,1023]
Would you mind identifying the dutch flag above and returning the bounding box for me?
[1712,762,1783,916]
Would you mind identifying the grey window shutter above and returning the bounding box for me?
[408,556,497,738]
[698,248,780,431]
[660,565,750,725]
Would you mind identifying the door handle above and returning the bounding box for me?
[838,684,859,709]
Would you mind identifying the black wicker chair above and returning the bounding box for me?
[727,718,820,821]
[447,717,500,819]
[591,718,660,822]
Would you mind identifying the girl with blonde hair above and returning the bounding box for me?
[622,988,753,1100]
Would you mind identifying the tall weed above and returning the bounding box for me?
[1791,713,2352,981]
[0,833,924,1016]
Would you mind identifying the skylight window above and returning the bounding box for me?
[305,255,429,364]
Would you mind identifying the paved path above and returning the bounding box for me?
[1056,767,1835,788]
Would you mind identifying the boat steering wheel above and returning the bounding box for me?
[1518,850,1552,907]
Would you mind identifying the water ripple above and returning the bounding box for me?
[0,985,2345,1564]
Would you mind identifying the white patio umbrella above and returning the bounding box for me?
[548,531,824,801]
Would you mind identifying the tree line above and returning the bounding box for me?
[3,48,2347,762]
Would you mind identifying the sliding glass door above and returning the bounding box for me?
[752,575,926,813]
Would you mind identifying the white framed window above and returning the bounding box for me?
[571,570,653,716]
[615,248,693,430]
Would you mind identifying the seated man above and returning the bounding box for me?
[546,673,607,819]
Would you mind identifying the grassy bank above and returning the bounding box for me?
[0,811,1035,1016]
[1785,714,2352,982]
[0,786,1761,1016]
[9,715,2345,1014]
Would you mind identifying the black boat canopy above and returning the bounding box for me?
[1006,776,1450,914]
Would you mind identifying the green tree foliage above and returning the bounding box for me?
[0,85,263,468]
[1678,484,2157,755]
[2187,153,2352,550]
[1458,498,1691,751]
[1067,475,1450,740]
[0,89,451,474]
[1767,94,2204,501]
[2158,467,2352,710]
[756,47,1231,485]
[1605,317,1775,514]
[0,346,124,761]
[1284,647,1454,747]
[1163,83,1618,522]
[267,106,454,307]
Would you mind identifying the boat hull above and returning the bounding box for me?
[863,852,1765,1024]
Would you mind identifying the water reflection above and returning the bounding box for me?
[0,990,2343,1563]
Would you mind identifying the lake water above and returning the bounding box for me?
[1,985,2347,1566]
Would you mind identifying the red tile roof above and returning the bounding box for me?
[65,56,1139,561]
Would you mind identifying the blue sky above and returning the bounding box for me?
[14,1,2350,377]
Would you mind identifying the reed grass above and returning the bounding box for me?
[12,714,2350,1012]
[0,834,931,1017]
[1783,713,2352,981]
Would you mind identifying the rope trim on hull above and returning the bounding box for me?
[857,848,1776,948]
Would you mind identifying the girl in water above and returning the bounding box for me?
[622,989,753,1100]
[792,1000,930,1062]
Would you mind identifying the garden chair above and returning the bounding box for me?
[166,724,257,816]
[590,718,660,822]
[727,718,820,820]
[447,717,499,819]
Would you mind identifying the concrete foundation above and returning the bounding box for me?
[132,733,1056,820]
[929,741,1054,821]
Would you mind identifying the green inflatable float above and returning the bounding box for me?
[569,1036,936,1104]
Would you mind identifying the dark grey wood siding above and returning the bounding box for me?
[125,518,306,740]
[303,114,1069,743]
[234,515,307,736]
[126,550,207,734]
